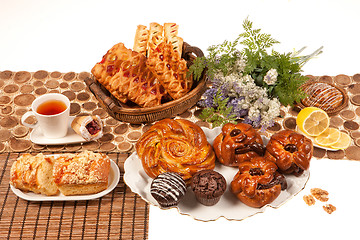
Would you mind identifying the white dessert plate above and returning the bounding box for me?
[30,116,87,145]
[124,127,310,221]
[10,156,120,201]
[296,126,337,151]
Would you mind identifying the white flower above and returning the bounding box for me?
[263,68,278,85]
[211,68,281,130]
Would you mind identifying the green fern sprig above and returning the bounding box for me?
[236,17,280,53]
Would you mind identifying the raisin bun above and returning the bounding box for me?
[213,123,265,167]
[264,130,313,176]
[231,156,287,208]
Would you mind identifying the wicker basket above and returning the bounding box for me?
[297,80,349,116]
[84,42,207,123]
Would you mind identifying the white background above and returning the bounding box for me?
[1,0,360,239]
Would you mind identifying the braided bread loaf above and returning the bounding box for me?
[135,118,216,184]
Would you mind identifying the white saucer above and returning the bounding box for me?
[29,116,87,145]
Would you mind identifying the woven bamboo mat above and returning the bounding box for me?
[0,152,148,240]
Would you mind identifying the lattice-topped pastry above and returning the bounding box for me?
[91,42,135,103]
[147,41,193,100]
[133,25,149,56]
[108,52,168,107]
[92,22,193,107]
[301,82,344,112]
[146,22,164,58]
[164,23,183,58]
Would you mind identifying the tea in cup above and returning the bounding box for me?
[21,93,70,139]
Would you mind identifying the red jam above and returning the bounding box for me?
[85,120,101,135]
[106,65,114,73]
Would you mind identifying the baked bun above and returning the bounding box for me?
[231,156,287,208]
[135,118,216,184]
[213,123,265,167]
[53,151,111,196]
[264,130,313,176]
[10,153,59,196]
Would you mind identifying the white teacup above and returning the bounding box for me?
[21,93,70,139]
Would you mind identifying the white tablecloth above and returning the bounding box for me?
[1,1,360,239]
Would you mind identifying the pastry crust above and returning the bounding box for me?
[10,153,59,196]
[164,23,182,58]
[52,151,110,196]
[133,25,149,56]
[92,44,168,107]
[108,51,168,107]
[147,22,164,58]
[91,42,135,103]
[147,41,192,99]
[92,22,191,107]
[135,118,216,184]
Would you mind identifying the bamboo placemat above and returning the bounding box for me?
[0,152,148,239]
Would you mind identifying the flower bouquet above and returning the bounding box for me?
[189,18,323,130]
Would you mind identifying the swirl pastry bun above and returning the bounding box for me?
[213,123,265,167]
[135,118,216,184]
[264,130,313,176]
[231,157,287,208]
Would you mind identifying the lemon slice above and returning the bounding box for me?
[296,107,330,136]
[330,132,351,150]
[314,128,341,147]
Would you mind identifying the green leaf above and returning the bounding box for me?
[187,57,206,81]
[199,90,237,127]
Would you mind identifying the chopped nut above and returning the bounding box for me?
[310,188,329,202]
[303,195,316,206]
[323,204,336,214]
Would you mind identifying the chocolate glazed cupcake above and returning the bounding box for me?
[150,172,187,208]
[191,170,227,206]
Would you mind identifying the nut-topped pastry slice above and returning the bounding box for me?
[52,151,110,196]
